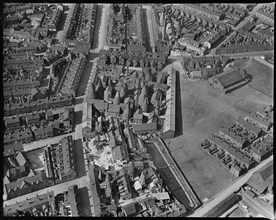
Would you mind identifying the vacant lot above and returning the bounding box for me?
[164,60,272,201]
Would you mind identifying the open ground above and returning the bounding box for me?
[164,60,273,201]
[234,58,273,98]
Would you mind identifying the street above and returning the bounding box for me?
[3,175,89,206]
[23,133,74,152]
[142,5,156,52]
[96,4,110,51]
[169,50,274,60]
[189,155,273,217]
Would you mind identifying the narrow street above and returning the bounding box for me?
[142,5,156,52]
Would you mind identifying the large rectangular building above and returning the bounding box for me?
[209,69,248,94]
[162,68,176,139]
[246,161,273,195]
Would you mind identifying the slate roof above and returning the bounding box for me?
[122,202,136,216]
[216,70,245,88]
[112,145,123,161]
[247,162,273,194]
[4,142,23,157]
[236,117,262,135]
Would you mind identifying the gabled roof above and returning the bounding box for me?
[88,83,96,99]
[123,104,130,120]
[112,145,123,161]
[28,169,36,177]
[256,161,273,182]
[236,117,262,135]
[120,85,127,98]
[142,98,149,113]
[113,90,120,105]
[4,142,23,157]
[122,202,136,216]
[4,175,10,184]
[5,178,25,193]
[24,174,42,185]
[216,70,245,88]
[16,152,27,166]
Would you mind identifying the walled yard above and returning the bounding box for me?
[165,60,273,201]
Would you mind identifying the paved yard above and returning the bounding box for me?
[165,61,272,201]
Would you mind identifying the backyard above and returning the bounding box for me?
[164,60,273,201]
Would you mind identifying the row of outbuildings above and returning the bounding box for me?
[4,95,74,117]
[202,105,273,177]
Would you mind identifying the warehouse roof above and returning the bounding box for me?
[132,122,157,133]
[216,70,245,88]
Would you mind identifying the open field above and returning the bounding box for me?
[234,58,273,98]
[165,61,273,201]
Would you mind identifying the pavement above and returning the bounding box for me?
[189,155,273,217]
[169,50,274,60]
[3,175,89,207]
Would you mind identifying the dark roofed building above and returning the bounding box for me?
[246,161,273,195]
[132,122,157,134]
[117,169,133,200]
[4,117,21,131]
[209,69,248,94]
[246,111,272,131]
[122,201,136,216]
[205,194,241,217]
[219,126,247,149]
[250,134,273,162]
[112,145,123,162]
[4,190,55,216]
[65,185,80,216]
[208,134,254,169]
[4,142,24,157]
[236,117,262,138]
[49,135,76,182]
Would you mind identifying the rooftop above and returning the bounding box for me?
[216,70,245,88]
